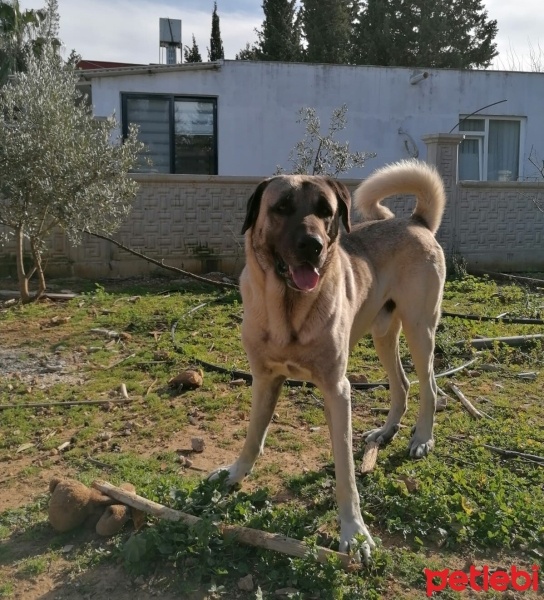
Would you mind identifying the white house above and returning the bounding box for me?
[80,59,544,182]
[3,60,542,279]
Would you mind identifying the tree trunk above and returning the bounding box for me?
[15,226,31,303]
[30,237,46,300]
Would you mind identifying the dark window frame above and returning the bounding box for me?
[121,92,218,175]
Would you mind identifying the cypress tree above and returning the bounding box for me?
[184,34,202,63]
[300,0,353,64]
[208,2,224,61]
[255,0,302,61]
[352,0,498,69]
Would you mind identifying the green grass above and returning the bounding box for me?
[15,556,49,578]
[0,275,543,598]
[0,582,14,598]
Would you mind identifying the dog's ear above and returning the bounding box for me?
[241,179,271,235]
[324,178,351,233]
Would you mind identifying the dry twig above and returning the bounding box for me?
[92,479,359,571]
[448,383,485,419]
[360,441,380,475]
[89,232,239,290]
[483,444,544,465]
[0,398,131,411]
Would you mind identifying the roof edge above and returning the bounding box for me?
[79,60,223,79]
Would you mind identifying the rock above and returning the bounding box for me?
[275,588,299,596]
[191,437,205,453]
[169,369,203,390]
[237,574,254,592]
[348,373,368,384]
[436,396,448,412]
[229,378,246,386]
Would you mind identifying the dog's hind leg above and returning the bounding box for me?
[363,316,409,445]
[402,317,439,458]
[209,373,284,485]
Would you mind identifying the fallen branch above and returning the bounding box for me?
[105,353,136,370]
[86,456,118,470]
[360,442,380,475]
[92,479,358,571]
[0,290,78,301]
[455,334,544,349]
[483,444,544,465]
[442,311,544,325]
[448,383,484,419]
[0,398,131,411]
[468,270,544,290]
[89,231,240,291]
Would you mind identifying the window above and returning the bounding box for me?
[122,94,217,174]
[458,117,523,181]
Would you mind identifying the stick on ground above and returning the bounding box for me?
[0,398,131,411]
[360,441,380,474]
[448,383,484,419]
[92,479,359,571]
[483,444,544,465]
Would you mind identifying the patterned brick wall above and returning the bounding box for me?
[1,154,543,279]
[456,183,544,270]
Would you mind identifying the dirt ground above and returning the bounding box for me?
[2,277,542,599]
[0,298,331,599]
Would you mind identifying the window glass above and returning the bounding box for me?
[488,120,520,181]
[174,100,216,175]
[125,96,170,173]
[460,119,485,132]
[123,94,217,175]
[459,138,481,180]
[458,117,521,181]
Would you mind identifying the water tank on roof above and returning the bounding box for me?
[159,18,181,65]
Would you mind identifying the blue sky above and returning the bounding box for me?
[20,0,544,70]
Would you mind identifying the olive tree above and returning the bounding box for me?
[0,47,144,302]
[276,104,375,176]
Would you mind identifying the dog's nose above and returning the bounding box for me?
[297,235,324,259]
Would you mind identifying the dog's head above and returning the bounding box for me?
[242,175,351,293]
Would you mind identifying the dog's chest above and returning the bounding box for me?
[243,324,317,381]
[267,355,313,382]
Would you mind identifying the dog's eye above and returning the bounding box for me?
[271,202,293,216]
[315,199,333,219]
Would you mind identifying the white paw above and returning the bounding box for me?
[363,422,401,446]
[339,518,376,564]
[208,462,251,486]
[408,432,435,458]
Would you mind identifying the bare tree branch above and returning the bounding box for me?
[88,231,240,291]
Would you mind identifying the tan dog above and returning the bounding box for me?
[212,160,446,561]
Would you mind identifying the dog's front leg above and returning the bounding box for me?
[322,377,375,562]
[209,373,285,485]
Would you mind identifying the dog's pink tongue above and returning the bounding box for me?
[290,265,320,291]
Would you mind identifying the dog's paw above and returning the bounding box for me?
[207,462,251,486]
[408,432,435,458]
[363,423,400,446]
[339,518,376,565]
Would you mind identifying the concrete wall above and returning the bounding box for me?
[1,135,543,279]
[87,60,544,180]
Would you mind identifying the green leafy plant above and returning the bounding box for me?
[276,104,375,177]
[0,46,144,302]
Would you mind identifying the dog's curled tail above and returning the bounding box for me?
[353,160,447,235]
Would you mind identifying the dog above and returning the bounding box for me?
[211,160,447,561]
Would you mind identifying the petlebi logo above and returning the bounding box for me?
[425,565,540,596]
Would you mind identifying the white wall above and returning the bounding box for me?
[89,61,544,179]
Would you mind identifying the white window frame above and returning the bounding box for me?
[458,116,525,181]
